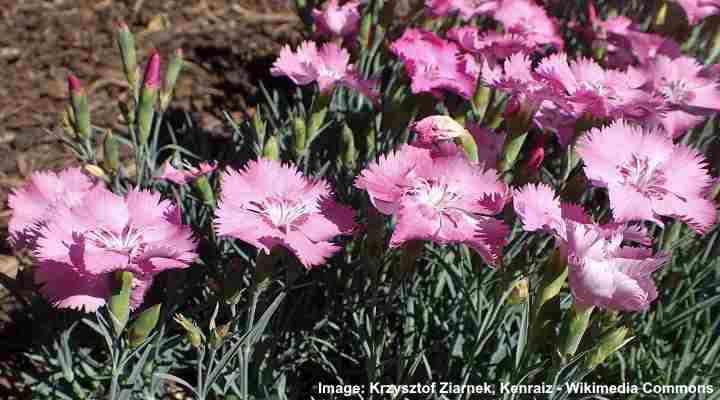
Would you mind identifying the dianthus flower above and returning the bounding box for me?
[157,161,216,185]
[271,41,378,102]
[535,53,655,120]
[355,145,509,265]
[447,27,537,65]
[493,0,563,49]
[425,0,502,20]
[642,55,720,138]
[215,158,357,268]
[311,0,361,38]
[33,187,197,312]
[672,0,720,24]
[576,120,716,233]
[8,167,95,249]
[513,183,666,312]
[390,29,478,99]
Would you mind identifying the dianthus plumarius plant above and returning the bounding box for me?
[5,0,720,398]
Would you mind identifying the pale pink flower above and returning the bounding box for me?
[271,41,379,102]
[157,161,216,185]
[469,124,505,169]
[215,158,356,269]
[390,29,478,99]
[8,168,95,249]
[33,187,197,312]
[672,0,720,24]
[565,221,668,312]
[311,0,361,38]
[493,0,563,49]
[482,52,564,113]
[355,145,510,266]
[447,27,536,64]
[576,120,717,233]
[643,55,720,138]
[425,0,502,20]
[535,53,655,119]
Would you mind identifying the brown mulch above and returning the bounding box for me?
[0,0,302,251]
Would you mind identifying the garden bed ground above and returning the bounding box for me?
[0,1,300,397]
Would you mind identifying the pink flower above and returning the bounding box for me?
[33,187,197,311]
[565,221,668,312]
[469,124,505,169]
[215,158,357,269]
[535,53,655,120]
[390,29,478,99]
[8,168,96,249]
[311,0,361,38]
[447,27,536,64]
[493,0,563,49]
[157,161,216,185]
[643,55,720,138]
[425,0,502,20]
[271,41,379,102]
[482,52,563,113]
[672,0,720,24]
[355,145,510,266]
[576,120,717,233]
[513,183,665,312]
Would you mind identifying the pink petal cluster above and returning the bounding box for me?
[576,120,717,233]
[672,0,720,24]
[641,55,720,138]
[513,183,667,312]
[583,2,680,68]
[355,145,510,266]
[8,168,96,249]
[271,41,378,102]
[425,0,502,20]
[158,161,216,185]
[33,187,197,312]
[535,54,656,120]
[390,29,478,99]
[215,158,357,269]
[311,0,361,38]
[447,27,537,65]
[493,0,563,49]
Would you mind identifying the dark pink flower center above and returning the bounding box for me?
[618,155,668,197]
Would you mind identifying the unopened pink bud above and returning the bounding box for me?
[68,74,82,95]
[526,135,546,173]
[142,51,161,89]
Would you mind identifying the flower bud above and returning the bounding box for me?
[114,21,139,88]
[109,271,133,337]
[558,303,594,359]
[585,325,630,370]
[174,313,204,349]
[262,135,280,161]
[192,175,215,206]
[508,277,529,305]
[128,304,162,347]
[137,51,160,144]
[103,130,120,173]
[68,74,91,140]
[83,164,109,182]
[252,108,267,151]
[308,92,332,143]
[292,117,307,157]
[160,48,184,110]
[340,123,356,168]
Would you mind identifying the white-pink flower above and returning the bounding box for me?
[215,158,357,269]
[493,0,563,49]
[271,41,378,102]
[425,0,502,20]
[311,0,361,38]
[157,161,216,185]
[8,167,96,249]
[33,187,197,312]
[355,145,510,266]
[576,120,717,233]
